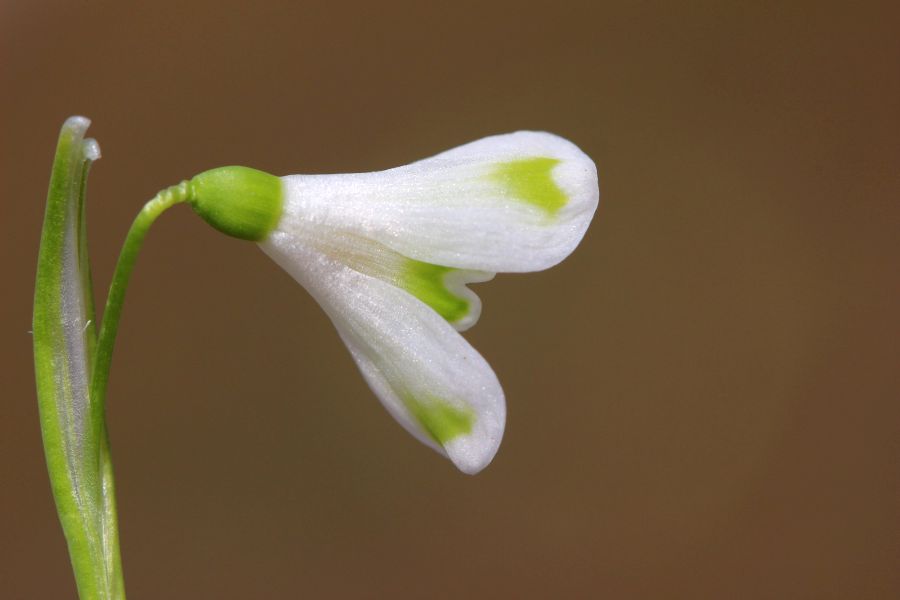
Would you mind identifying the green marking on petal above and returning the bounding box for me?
[402,260,470,324]
[490,157,567,215]
[403,394,475,445]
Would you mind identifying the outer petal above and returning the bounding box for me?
[260,235,506,474]
[280,130,598,273]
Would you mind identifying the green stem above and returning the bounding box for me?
[97,429,123,598]
[75,181,190,600]
[89,181,191,441]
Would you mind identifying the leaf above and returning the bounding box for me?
[33,116,124,599]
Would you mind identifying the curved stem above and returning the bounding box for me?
[80,180,191,600]
[89,181,191,435]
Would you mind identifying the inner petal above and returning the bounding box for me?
[310,229,493,331]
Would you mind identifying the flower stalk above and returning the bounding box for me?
[90,181,190,430]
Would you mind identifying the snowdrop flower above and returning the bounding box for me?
[188,131,598,474]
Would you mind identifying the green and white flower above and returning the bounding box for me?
[35,120,598,599]
[189,131,598,474]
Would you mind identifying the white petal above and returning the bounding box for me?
[261,234,506,474]
[280,131,598,273]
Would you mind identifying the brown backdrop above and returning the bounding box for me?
[2,2,898,598]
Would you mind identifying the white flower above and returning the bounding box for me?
[190,131,598,474]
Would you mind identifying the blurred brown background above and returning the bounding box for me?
[2,1,898,598]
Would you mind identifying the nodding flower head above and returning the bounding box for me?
[188,131,599,474]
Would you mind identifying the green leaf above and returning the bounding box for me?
[33,116,125,599]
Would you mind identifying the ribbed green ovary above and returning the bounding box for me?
[490,157,568,215]
[401,260,470,324]
[402,394,475,445]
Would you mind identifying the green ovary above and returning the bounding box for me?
[402,261,470,324]
[403,394,475,445]
[490,157,568,215]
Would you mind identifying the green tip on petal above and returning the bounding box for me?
[189,166,283,241]
[401,261,470,324]
[490,157,568,215]
[402,394,475,445]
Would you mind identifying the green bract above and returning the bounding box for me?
[33,117,125,600]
